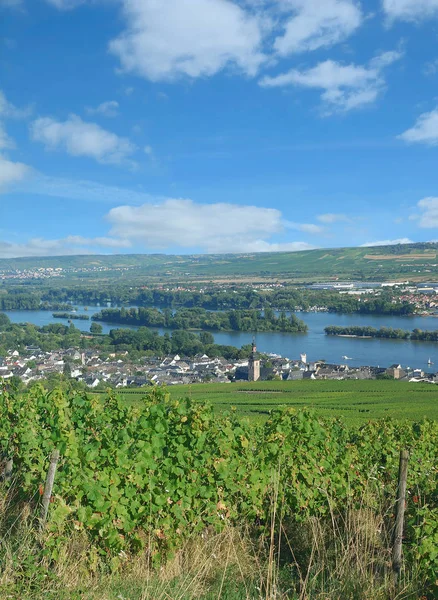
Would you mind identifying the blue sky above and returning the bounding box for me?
[1,0,438,257]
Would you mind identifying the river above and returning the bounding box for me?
[4,306,438,371]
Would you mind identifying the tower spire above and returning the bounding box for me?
[248,335,260,381]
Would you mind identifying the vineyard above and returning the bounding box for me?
[117,379,438,424]
[0,383,437,599]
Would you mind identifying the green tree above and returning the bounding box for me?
[199,331,214,345]
[0,313,11,328]
[90,322,103,335]
[63,362,72,378]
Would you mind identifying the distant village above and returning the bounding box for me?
[1,344,437,389]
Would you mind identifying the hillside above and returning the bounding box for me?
[1,242,438,283]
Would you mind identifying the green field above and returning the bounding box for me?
[2,241,438,283]
[114,379,438,424]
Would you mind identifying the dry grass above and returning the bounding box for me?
[0,478,428,600]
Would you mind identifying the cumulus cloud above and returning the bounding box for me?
[85,100,120,118]
[106,199,313,253]
[414,197,438,228]
[0,235,131,259]
[361,238,414,247]
[383,0,438,21]
[30,114,137,166]
[274,0,362,56]
[398,108,438,145]
[0,155,30,190]
[109,0,267,81]
[260,50,402,113]
[317,213,350,223]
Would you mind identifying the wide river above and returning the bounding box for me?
[5,306,438,371]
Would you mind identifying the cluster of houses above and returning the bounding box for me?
[1,345,437,388]
[0,267,64,281]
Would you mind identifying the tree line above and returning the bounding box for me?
[325,325,438,341]
[1,284,415,315]
[0,292,72,311]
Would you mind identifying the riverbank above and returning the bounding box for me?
[335,334,373,338]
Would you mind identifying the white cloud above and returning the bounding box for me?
[274,0,362,56]
[85,100,119,118]
[317,212,349,223]
[62,235,131,248]
[0,155,30,191]
[0,123,14,150]
[109,0,267,81]
[260,51,402,113]
[423,58,438,76]
[0,90,31,119]
[30,114,137,166]
[383,0,438,21]
[361,238,414,247]
[414,197,438,228]
[0,90,31,151]
[286,221,325,234]
[0,91,31,191]
[106,198,312,253]
[398,108,438,145]
[0,235,131,259]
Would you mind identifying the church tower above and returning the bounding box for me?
[248,339,260,382]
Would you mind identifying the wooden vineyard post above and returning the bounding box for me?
[392,449,409,584]
[39,449,60,531]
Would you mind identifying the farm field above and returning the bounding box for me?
[115,379,438,424]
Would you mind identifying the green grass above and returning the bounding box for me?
[115,379,438,425]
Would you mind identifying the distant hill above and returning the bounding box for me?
[1,242,438,283]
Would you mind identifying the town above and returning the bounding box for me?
[2,343,436,390]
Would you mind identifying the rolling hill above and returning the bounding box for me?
[1,242,437,283]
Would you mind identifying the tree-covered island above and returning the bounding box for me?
[91,306,309,333]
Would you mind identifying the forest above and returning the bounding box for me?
[91,306,309,333]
